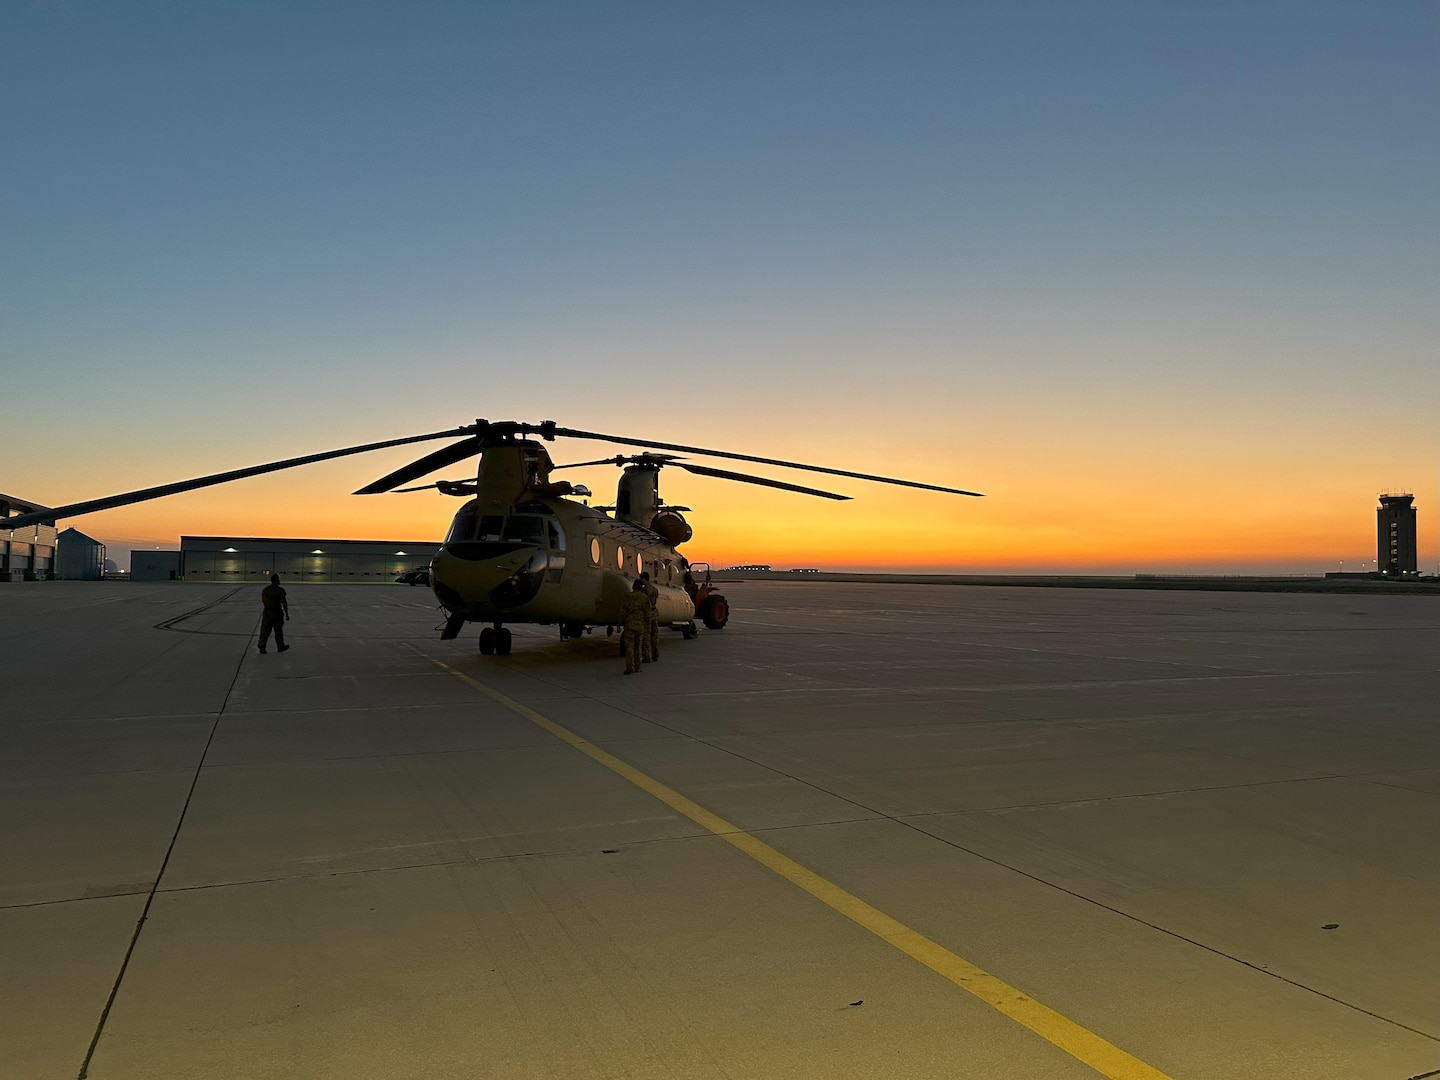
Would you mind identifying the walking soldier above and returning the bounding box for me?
[258,573,290,654]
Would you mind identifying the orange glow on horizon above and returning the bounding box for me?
[76,471,1436,577]
[35,405,1437,576]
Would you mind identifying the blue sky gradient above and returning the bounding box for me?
[3,2,1435,571]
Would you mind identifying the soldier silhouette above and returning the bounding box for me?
[640,571,660,663]
[620,580,649,674]
[258,574,290,654]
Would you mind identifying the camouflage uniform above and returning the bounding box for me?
[258,581,289,653]
[620,588,650,674]
[642,578,660,662]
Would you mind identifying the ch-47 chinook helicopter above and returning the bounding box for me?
[4,420,981,655]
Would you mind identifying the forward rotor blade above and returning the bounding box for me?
[551,427,983,496]
[673,462,850,500]
[353,436,482,494]
[0,427,475,530]
[390,477,476,494]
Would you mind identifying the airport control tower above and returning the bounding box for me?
[1376,493,1417,575]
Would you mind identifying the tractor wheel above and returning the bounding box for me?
[701,595,729,630]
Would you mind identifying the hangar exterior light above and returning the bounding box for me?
[311,549,324,554]
[223,547,238,552]
[395,551,407,555]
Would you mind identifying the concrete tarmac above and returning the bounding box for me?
[1,581,1436,1079]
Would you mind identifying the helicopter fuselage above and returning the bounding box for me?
[429,495,694,629]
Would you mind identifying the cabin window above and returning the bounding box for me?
[589,537,601,564]
[616,544,625,570]
[636,555,644,577]
[546,521,564,551]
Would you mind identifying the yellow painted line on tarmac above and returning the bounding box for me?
[431,658,1174,1080]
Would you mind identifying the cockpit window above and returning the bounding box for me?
[445,510,513,544]
[445,509,475,544]
[501,516,546,544]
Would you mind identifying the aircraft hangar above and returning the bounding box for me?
[0,493,58,581]
[176,536,442,583]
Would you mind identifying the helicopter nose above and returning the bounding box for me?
[487,546,548,608]
[431,542,548,612]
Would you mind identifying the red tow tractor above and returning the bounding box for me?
[681,561,729,636]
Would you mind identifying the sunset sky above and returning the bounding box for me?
[4,3,1435,573]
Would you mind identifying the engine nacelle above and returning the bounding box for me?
[650,509,693,547]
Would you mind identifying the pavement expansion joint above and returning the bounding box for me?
[897,814,1440,1043]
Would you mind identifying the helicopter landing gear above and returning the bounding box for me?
[479,625,512,656]
[560,620,585,640]
[678,621,698,640]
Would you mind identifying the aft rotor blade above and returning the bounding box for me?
[551,427,983,497]
[551,454,685,470]
[549,456,628,470]
[674,462,850,500]
[0,427,475,530]
[353,436,482,494]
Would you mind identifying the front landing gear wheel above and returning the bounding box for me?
[495,627,513,656]
[479,627,495,654]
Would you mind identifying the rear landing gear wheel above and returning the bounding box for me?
[495,627,513,656]
[479,627,496,654]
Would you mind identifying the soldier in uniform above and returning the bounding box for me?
[640,571,660,663]
[258,573,290,654]
[619,580,649,674]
